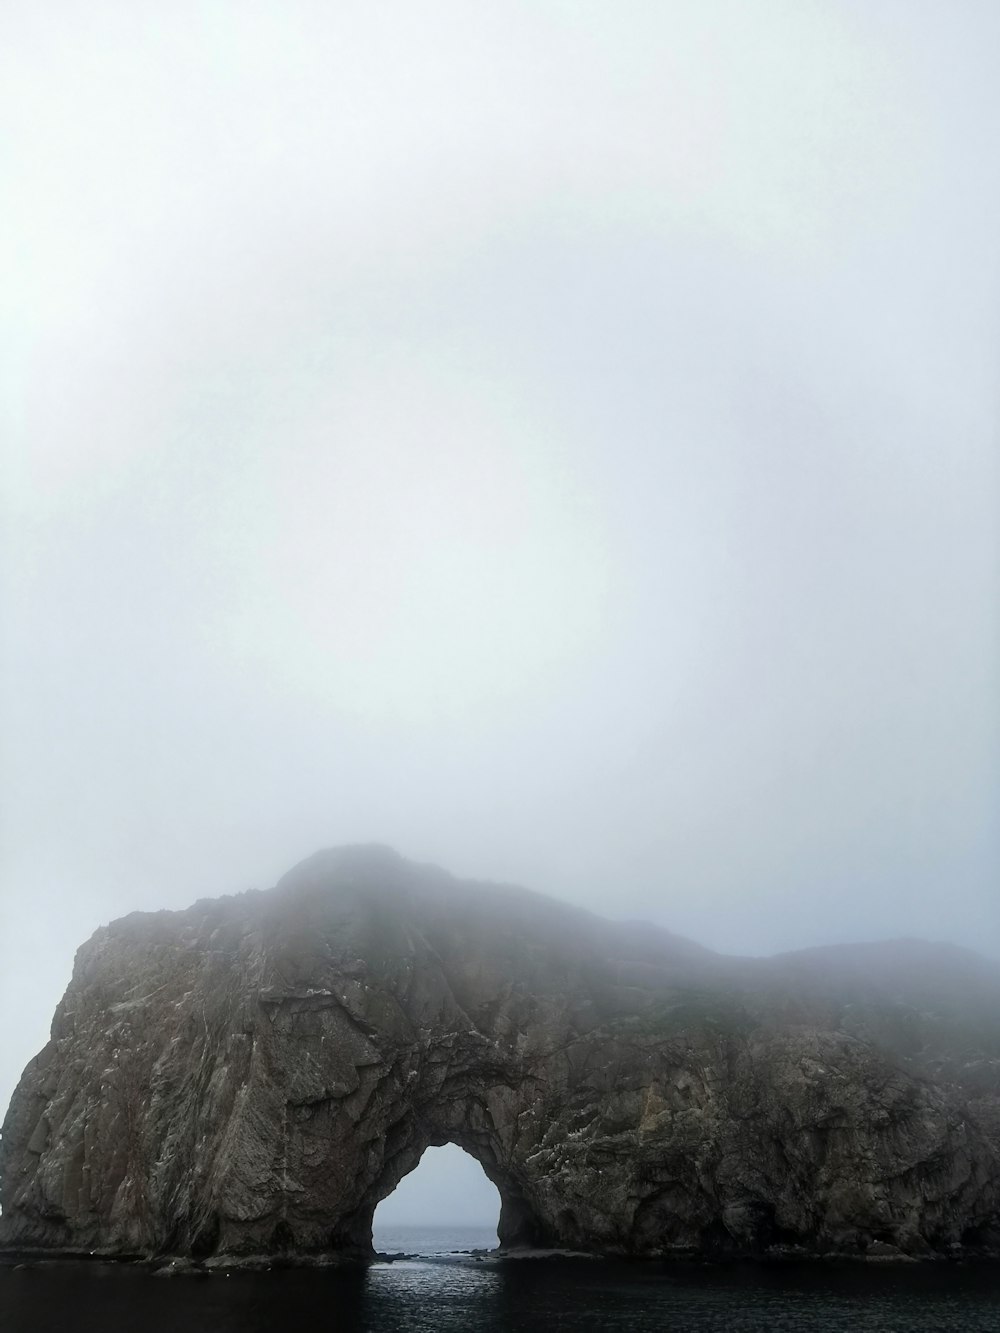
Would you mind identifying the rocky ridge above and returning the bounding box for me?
[2,846,999,1261]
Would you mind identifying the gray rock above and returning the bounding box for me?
[2,845,998,1261]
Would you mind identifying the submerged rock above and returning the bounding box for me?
[2,845,998,1261]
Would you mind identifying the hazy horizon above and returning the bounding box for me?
[2,0,998,1226]
[373,1145,502,1234]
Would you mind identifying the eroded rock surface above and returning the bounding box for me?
[2,846,999,1260]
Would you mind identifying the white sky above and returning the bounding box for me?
[2,0,998,1222]
[374,1146,501,1232]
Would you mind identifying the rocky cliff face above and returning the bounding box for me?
[2,846,999,1261]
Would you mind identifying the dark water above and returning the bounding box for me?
[4,1227,1000,1332]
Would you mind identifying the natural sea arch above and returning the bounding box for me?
[373,1144,501,1244]
[353,1117,556,1254]
[4,848,997,1263]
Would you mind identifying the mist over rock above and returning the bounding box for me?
[2,846,999,1262]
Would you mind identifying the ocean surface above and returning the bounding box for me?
[3,1226,1000,1332]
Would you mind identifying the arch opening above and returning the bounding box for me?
[372,1144,501,1254]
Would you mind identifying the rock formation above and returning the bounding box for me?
[2,845,999,1261]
